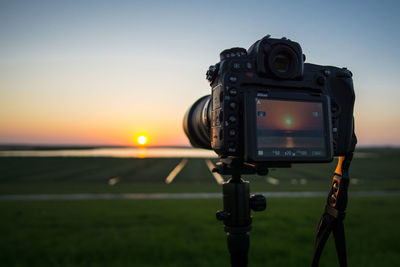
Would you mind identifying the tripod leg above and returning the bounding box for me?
[227,232,249,267]
[218,176,252,267]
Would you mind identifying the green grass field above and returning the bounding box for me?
[0,148,399,266]
[1,148,399,194]
[1,197,399,266]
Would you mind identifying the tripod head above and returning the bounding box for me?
[214,157,267,267]
[212,156,292,177]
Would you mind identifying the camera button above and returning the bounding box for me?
[229,102,237,110]
[228,116,237,123]
[228,141,236,148]
[245,62,253,70]
[229,76,237,83]
[229,129,236,137]
[229,88,237,96]
[232,62,241,71]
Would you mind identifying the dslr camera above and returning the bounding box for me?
[184,35,356,170]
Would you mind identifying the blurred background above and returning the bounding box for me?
[1,0,399,266]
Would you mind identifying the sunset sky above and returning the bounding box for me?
[0,0,399,147]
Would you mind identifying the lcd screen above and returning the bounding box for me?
[256,98,327,158]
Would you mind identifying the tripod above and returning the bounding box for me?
[214,158,267,267]
[213,155,354,267]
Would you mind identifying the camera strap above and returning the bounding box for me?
[311,153,353,267]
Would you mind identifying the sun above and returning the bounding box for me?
[137,135,147,146]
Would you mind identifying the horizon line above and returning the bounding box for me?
[0,143,399,150]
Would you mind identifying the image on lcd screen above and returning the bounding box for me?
[256,98,327,158]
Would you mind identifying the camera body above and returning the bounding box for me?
[184,35,356,165]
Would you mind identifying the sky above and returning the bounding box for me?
[0,0,399,147]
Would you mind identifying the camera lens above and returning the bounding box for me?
[266,44,300,79]
[183,95,211,149]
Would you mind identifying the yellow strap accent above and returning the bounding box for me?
[334,156,345,176]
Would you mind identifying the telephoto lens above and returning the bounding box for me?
[183,95,211,149]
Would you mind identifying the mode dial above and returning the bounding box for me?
[220,47,247,61]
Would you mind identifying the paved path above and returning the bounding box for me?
[1,191,400,200]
